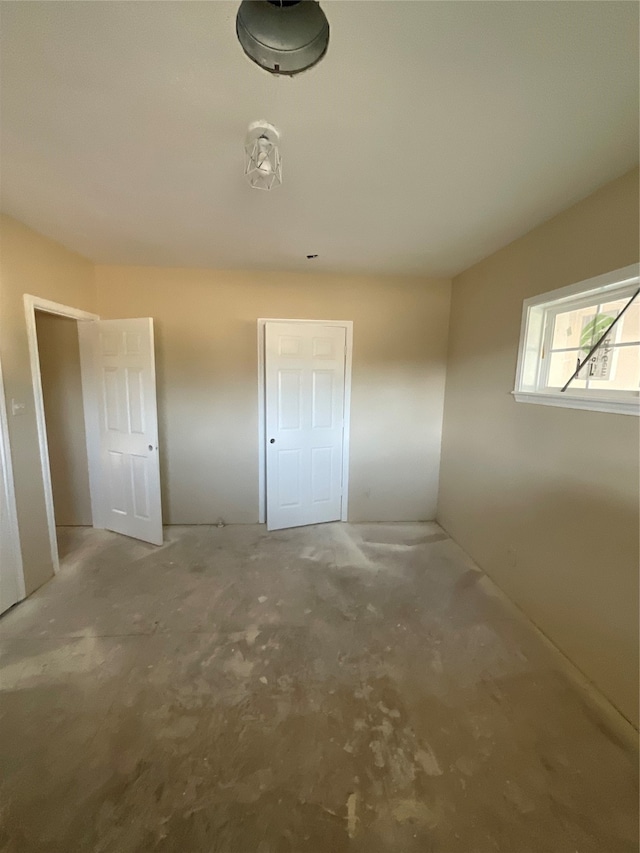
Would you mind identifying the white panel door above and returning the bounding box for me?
[265,322,346,531]
[79,319,163,546]
[0,452,21,614]
[0,360,24,614]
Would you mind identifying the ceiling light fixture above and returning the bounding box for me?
[236,0,329,76]
[245,121,282,190]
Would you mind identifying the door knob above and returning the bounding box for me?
[270,438,275,444]
[148,445,154,451]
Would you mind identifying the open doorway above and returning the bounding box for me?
[34,309,94,568]
[25,294,164,576]
[25,296,99,573]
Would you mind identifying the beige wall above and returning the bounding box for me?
[0,215,95,593]
[438,168,640,726]
[35,312,91,526]
[95,268,451,525]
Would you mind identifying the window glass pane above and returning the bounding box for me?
[577,329,617,381]
[587,344,640,391]
[551,304,610,350]
[580,310,618,353]
[546,350,587,389]
[519,273,640,411]
[600,296,640,344]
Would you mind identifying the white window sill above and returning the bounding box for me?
[512,390,640,416]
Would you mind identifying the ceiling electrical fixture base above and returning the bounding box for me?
[236,0,329,76]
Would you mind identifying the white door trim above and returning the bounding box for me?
[257,318,353,525]
[0,352,26,604]
[24,294,99,573]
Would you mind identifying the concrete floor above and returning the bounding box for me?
[0,523,637,852]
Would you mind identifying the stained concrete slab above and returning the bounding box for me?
[0,523,637,852]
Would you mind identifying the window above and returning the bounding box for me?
[514,264,640,415]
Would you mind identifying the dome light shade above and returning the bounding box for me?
[236,0,329,76]
[245,121,282,190]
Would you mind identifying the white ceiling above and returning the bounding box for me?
[1,1,638,277]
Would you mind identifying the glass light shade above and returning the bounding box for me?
[245,136,282,190]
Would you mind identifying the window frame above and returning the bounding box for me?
[513,264,640,416]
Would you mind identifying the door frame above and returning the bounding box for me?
[24,295,99,573]
[257,318,353,525]
[0,352,26,605]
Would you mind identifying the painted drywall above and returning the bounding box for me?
[95,269,451,525]
[438,168,640,727]
[35,312,91,526]
[0,215,95,593]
